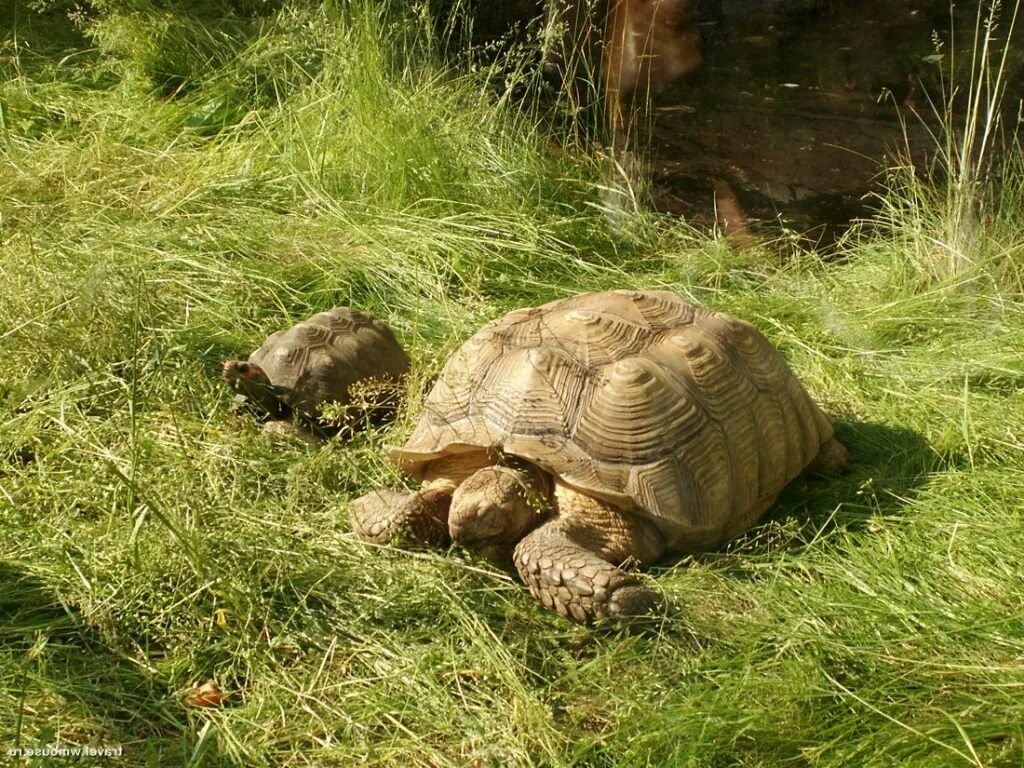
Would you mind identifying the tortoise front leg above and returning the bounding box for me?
[350,486,452,547]
[514,520,663,623]
[513,487,666,623]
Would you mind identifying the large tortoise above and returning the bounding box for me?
[223,307,409,434]
[351,290,848,622]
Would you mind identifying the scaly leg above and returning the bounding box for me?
[350,486,452,547]
[351,452,493,547]
[513,485,666,623]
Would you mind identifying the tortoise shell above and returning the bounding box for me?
[391,290,833,549]
[250,307,409,419]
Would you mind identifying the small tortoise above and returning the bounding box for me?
[223,307,410,434]
[351,290,847,622]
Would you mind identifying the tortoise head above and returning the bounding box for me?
[222,360,285,417]
[448,464,552,564]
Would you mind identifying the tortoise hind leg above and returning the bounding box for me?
[805,436,851,478]
[350,487,452,547]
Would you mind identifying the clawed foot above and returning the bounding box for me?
[350,488,451,547]
[514,523,665,624]
[607,583,665,621]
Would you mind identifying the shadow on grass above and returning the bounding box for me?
[0,563,222,766]
[699,418,935,567]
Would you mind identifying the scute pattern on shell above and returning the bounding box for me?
[249,307,409,418]
[394,290,834,550]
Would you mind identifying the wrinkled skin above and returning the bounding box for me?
[350,435,850,624]
[351,456,667,623]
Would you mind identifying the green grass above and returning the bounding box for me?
[1,2,1023,766]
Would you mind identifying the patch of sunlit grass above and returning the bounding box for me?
[1,2,1021,766]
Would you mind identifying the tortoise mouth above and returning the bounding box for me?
[450,496,548,555]
[222,360,285,417]
[450,531,515,566]
[222,360,260,383]
[450,521,504,550]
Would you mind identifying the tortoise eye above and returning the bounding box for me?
[237,363,250,374]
